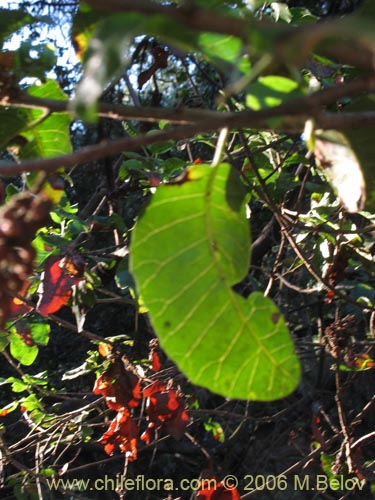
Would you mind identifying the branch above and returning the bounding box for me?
[84,0,375,71]
[6,74,374,123]
[6,93,223,124]
[84,0,248,40]
[1,77,374,177]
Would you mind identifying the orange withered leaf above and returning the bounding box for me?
[100,409,139,459]
[98,342,112,358]
[9,280,33,317]
[93,356,141,410]
[142,380,189,440]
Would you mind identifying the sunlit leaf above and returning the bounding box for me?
[131,164,301,400]
[339,97,375,209]
[246,75,302,110]
[9,329,38,366]
[198,33,242,64]
[0,400,19,417]
[314,130,365,213]
[20,79,72,159]
[270,2,292,23]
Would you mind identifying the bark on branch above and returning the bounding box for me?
[1,76,374,177]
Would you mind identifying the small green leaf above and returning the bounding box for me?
[9,331,39,366]
[204,418,225,442]
[131,164,300,400]
[5,377,28,393]
[0,331,9,352]
[0,400,19,416]
[29,319,51,346]
[20,393,42,411]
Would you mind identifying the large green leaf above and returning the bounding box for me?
[246,75,302,110]
[131,164,300,400]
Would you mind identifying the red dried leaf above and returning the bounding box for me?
[93,356,141,410]
[150,46,168,68]
[100,409,139,459]
[138,67,155,89]
[325,289,335,303]
[143,380,189,440]
[147,173,162,188]
[37,254,84,316]
[98,342,112,358]
[197,483,240,500]
[149,350,161,371]
[138,46,168,89]
[140,421,155,445]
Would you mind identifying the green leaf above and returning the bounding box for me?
[23,372,48,386]
[0,80,71,175]
[131,164,300,400]
[198,33,242,64]
[29,319,50,347]
[20,80,72,159]
[0,331,9,352]
[0,400,19,416]
[9,331,39,366]
[15,41,57,81]
[5,377,28,393]
[0,108,31,149]
[246,75,301,110]
[19,393,42,411]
